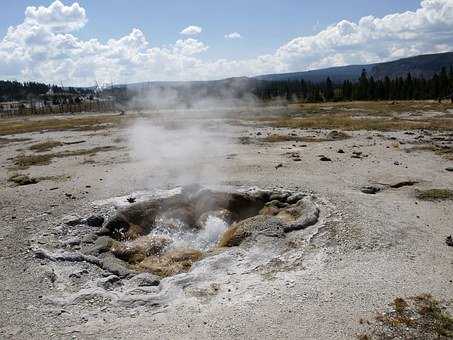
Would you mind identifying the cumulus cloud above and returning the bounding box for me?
[0,0,452,85]
[25,0,87,33]
[180,25,202,36]
[225,32,242,39]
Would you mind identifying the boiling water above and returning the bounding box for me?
[150,215,229,251]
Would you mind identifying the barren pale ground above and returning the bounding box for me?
[0,101,452,339]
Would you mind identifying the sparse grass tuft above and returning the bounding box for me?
[13,153,54,169]
[137,249,203,277]
[358,294,453,339]
[261,134,318,143]
[7,173,70,186]
[259,130,350,143]
[29,140,63,152]
[415,188,453,201]
[7,173,38,186]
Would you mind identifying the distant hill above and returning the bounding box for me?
[256,52,453,83]
[255,64,373,83]
[98,52,453,99]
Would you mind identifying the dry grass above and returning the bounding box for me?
[261,134,324,143]
[415,188,453,201]
[0,114,129,136]
[0,137,31,146]
[255,114,453,132]
[358,294,453,339]
[7,173,70,186]
[405,144,453,160]
[260,130,350,143]
[296,100,453,115]
[11,145,123,170]
[29,140,63,152]
[137,249,203,277]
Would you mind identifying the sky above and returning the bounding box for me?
[0,0,452,86]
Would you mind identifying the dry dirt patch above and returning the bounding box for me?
[11,145,124,170]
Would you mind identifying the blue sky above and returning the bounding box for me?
[1,0,422,60]
[0,0,451,85]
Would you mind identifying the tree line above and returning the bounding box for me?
[253,66,453,102]
[0,80,93,102]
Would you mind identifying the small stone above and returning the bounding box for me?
[360,186,381,194]
[445,167,453,172]
[62,214,83,226]
[85,215,104,228]
[275,163,283,169]
[129,273,160,287]
[61,237,81,247]
[337,149,345,154]
[319,156,331,162]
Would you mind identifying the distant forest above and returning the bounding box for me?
[253,66,453,102]
[0,81,92,102]
[2,65,453,105]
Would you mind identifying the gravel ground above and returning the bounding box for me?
[0,112,452,339]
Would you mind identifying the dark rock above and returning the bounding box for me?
[275,163,283,169]
[337,149,345,154]
[319,156,332,161]
[326,130,350,140]
[83,236,116,255]
[445,167,453,172]
[446,235,453,247]
[85,215,104,228]
[361,186,381,194]
[99,253,136,278]
[286,192,306,204]
[389,181,418,188]
[127,197,136,204]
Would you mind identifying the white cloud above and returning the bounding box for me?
[225,32,242,39]
[24,0,87,33]
[180,25,202,36]
[0,0,453,85]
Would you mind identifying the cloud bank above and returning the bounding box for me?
[0,0,452,85]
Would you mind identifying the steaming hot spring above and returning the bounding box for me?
[83,185,320,277]
[35,185,321,307]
